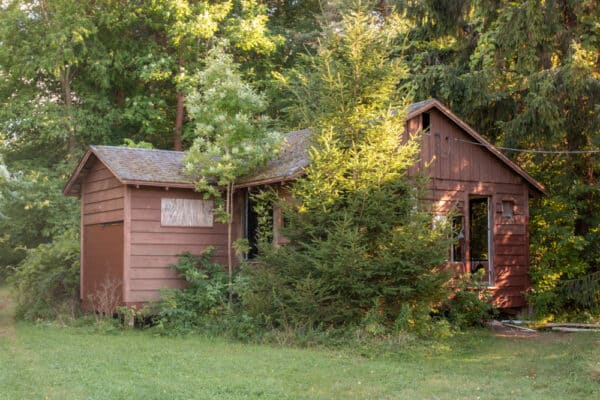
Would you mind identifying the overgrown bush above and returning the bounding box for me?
[154,248,238,334]
[439,273,497,329]
[240,6,452,333]
[10,228,80,321]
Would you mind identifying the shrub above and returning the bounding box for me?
[10,228,80,321]
[152,249,232,334]
[440,273,497,329]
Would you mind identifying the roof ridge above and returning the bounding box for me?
[91,144,185,154]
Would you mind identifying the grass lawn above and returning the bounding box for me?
[1,286,598,400]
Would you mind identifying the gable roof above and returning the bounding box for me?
[63,146,192,196]
[63,130,311,196]
[64,100,547,196]
[406,99,547,196]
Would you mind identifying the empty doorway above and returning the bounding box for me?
[469,197,494,285]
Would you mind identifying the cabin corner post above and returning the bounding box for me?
[123,185,132,305]
[524,184,532,303]
[80,182,85,302]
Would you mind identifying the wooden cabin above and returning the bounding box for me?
[64,100,546,310]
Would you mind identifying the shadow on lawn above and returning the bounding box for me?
[0,284,15,338]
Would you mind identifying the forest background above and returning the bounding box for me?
[0,0,598,319]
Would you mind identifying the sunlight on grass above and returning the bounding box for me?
[0,322,598,400]
[0,286,598,400]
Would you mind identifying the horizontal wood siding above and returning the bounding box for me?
[126,187,244,304]
[82,160,124,225]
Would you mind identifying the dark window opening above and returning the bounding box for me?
[422,112,430,131]
[244,189,273,259]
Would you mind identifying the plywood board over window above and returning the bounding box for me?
[161,198,214,227]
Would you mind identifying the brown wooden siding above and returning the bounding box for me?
[126,187,244,303]
[421,109,530,308]
[82,160,124,226]
[81,222,124,310]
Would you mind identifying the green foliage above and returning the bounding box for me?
[440,273,497,329]
[242,4,452,331]
[184,45,281,207]
[400,0,600,316]
[560,271,600,314]
[152,250,228,333]
[184,44,281,298]
[0,164,79,276]
[10,228,80,321]
[120,139,154,149]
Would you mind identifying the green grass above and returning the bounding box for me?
[0,287,598,399]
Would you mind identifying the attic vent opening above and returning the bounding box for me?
[422,112,430,131]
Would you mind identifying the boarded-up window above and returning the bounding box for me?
[161,198,213,227]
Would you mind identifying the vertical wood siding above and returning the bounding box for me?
[81,222,124,310]
[420,110,530,308]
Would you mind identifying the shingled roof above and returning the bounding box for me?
[64,100,546,196]
[63,130,311,196]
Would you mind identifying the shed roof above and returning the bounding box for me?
[64,100,547,196]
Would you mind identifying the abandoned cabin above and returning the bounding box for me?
[64,99,547,311]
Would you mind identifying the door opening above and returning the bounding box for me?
[243,189,273,259]
[469,197,494,285]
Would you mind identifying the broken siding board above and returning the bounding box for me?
[83,209,124,226]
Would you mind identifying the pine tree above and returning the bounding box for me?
[243,3,451,329]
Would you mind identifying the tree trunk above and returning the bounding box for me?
[227,182,234,302]
[174,56,185,151]
[61,65,77,158]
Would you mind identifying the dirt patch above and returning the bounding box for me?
[491,324,540,338]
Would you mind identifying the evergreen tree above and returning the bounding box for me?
[401,0,600,315]
[243,3,451,329]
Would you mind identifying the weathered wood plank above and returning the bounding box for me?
[130,220,227,234]
[84,197,125,215]
[85,187,124,204]
[84,177,122,194]
[130,268,180,280]
[130,278,185,291]
[130,243,227,256]
[82,209,124,225]
[85,167,115,183]
[130,231,227,245]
